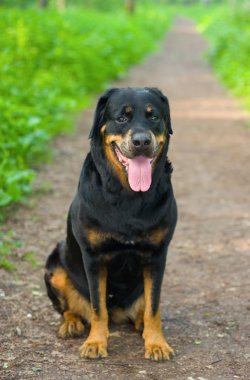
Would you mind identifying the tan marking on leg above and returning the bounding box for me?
[50,267,67,291]
[111,307,126,324]
[128,295,144,331]
[143,267,173,361]
[50,267,91,337]
[111,295,144,331]
[66,283,91,323]
[134,309,144,332]
[80,267,109,359]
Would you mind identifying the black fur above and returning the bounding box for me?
[45,87,177,317]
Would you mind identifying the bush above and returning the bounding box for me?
[188,4,250,110]
[0,6,172,215]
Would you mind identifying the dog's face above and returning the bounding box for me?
[90,88,172,192]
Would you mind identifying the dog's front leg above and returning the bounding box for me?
[143,255,174,361]
[79,256,108,359]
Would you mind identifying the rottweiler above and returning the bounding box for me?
[44,87,177,361]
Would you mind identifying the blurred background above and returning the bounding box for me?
[0,0,249,265]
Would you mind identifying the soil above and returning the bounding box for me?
[1,18,250,380]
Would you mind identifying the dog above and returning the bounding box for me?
[44,87,177,361]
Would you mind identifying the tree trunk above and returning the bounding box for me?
[125,0,135,14]
[38,0,49,8]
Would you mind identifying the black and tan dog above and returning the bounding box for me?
[44,87,177,361]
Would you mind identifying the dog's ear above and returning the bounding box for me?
[148,87,173,135]
[89,88,118,139]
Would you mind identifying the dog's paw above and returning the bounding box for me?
[58,315,85,338]
[79,339,108,359]
[145,339,174,361]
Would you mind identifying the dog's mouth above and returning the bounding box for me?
[113,144,155,192]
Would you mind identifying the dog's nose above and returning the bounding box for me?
[132,132,152,150]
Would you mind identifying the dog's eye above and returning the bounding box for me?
[116,116,127,124]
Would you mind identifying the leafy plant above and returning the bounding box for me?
[184,4,250,111]
[0,6,172,217]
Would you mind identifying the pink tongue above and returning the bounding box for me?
[127,156,152,192]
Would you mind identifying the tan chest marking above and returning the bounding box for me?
[148,227,168,245]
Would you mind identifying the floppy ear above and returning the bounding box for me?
[88,88,118,140]
[148,87,173,135]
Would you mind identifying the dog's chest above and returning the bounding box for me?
[84,225,168,250]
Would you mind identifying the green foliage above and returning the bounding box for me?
[22,251,40,267]
[53,0,124,11]
[1,0,161,12]
[186,4,250,110]
[0,0,34,7]
[0,7,172,217]
[0,230,22,271]
[0,229,40,271]
[1,0,124,11]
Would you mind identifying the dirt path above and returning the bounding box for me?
[1,18,250,380]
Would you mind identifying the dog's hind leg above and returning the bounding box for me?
[111,295,145,332]
[44,245,91,339]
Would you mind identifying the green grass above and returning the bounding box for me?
[22,251,40,267]
[0,6,172,218]
[0,230,22,271]
[182,4,250,111]
[0,229,42,271]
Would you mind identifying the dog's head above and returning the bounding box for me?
[89,87,172,192]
